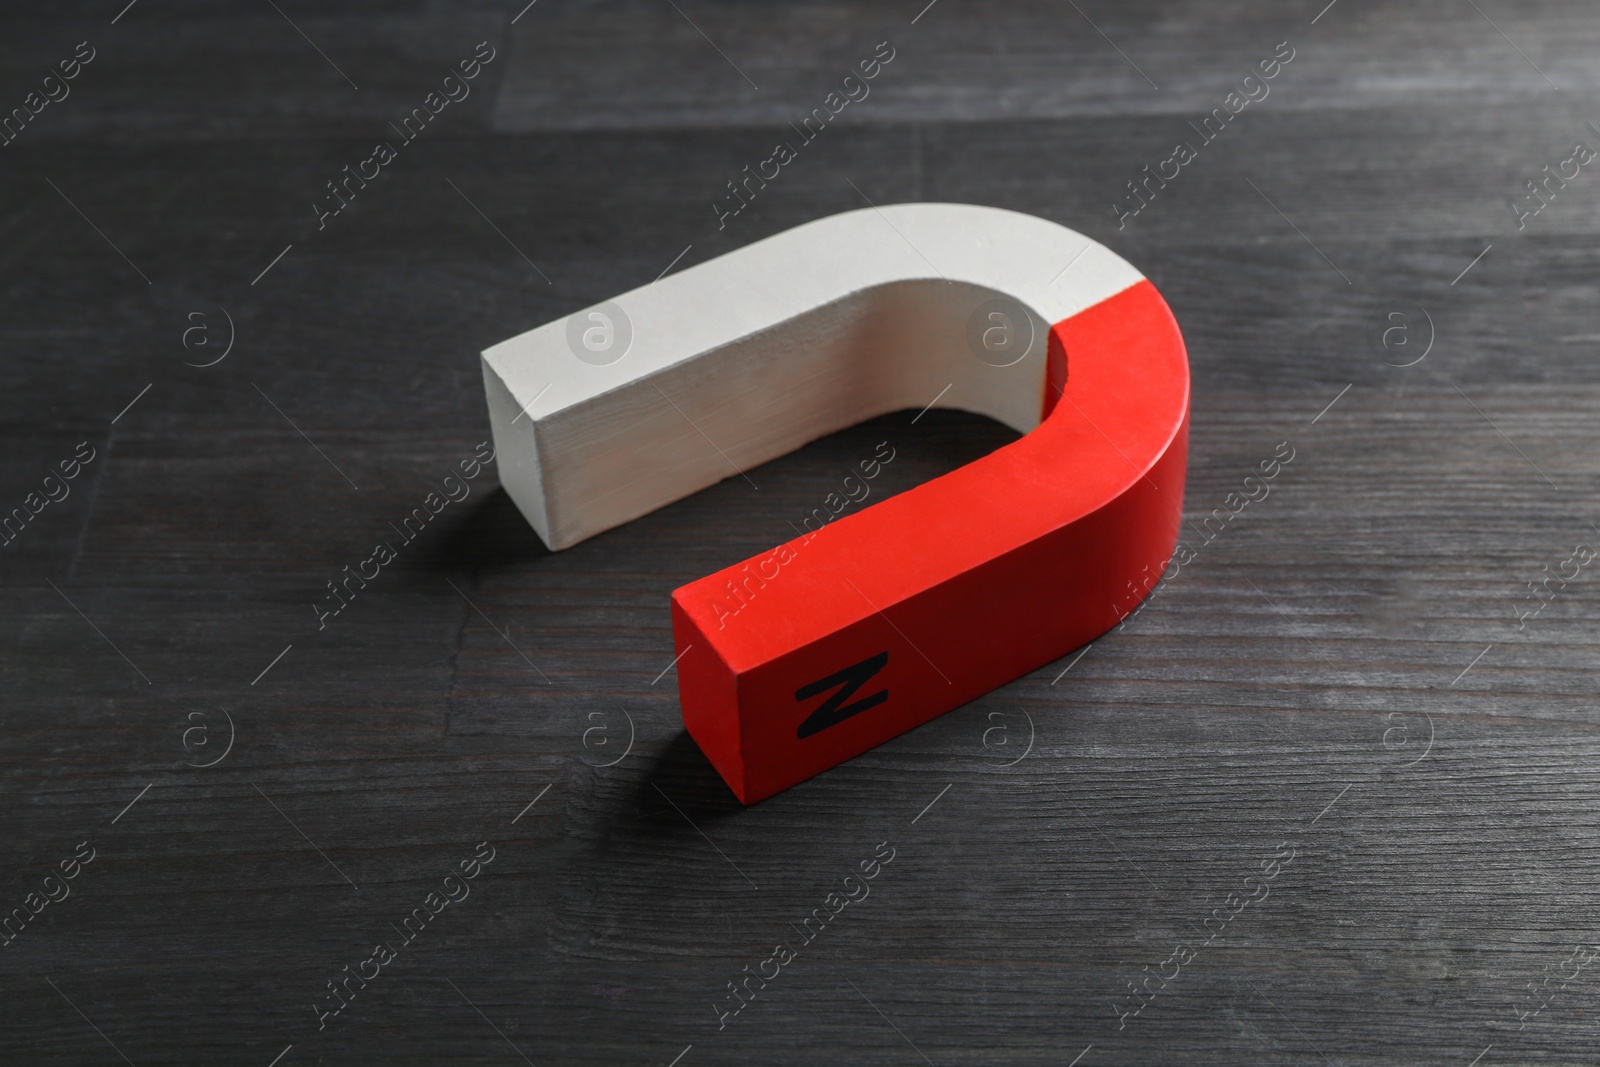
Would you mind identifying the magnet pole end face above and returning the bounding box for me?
[480,204,1190,804]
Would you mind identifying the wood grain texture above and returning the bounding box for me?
[2,1,1599,1064]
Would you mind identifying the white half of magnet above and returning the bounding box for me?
[480,202,1144,550]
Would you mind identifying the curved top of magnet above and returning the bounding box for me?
[480,203,1184,555]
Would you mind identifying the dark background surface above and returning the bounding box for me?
[2,1,1599,1063]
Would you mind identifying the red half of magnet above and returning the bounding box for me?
[671,279,1189,804]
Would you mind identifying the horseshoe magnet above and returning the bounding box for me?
[481,203,1189,804]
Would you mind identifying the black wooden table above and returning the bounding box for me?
[4,1,1599,1063]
